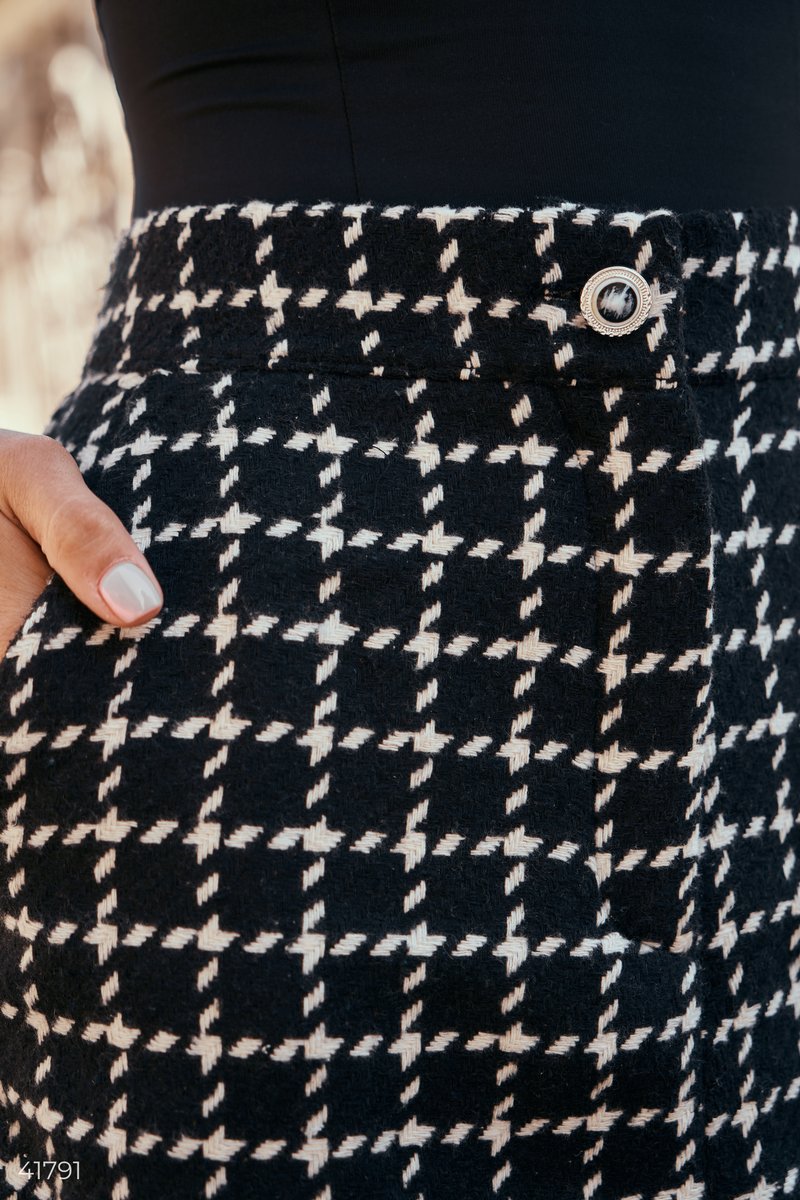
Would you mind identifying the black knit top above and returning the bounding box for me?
[94,0,800,217]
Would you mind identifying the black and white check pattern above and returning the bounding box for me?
[0,199,798,1199]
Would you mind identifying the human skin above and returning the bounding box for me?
[0,430,163,663]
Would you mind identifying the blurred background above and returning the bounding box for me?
[0,0,132,434]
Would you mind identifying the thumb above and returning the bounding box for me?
[0,432,163,628]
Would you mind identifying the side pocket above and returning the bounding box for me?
[0,372,137,704]
[0,571,59,700]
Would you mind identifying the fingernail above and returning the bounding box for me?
[98,561,162,622]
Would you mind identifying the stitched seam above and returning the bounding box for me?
[324,0,361,202]
[79,358,798,391]
[794,0,800,190]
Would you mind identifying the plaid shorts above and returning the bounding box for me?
[1,198,798,1199]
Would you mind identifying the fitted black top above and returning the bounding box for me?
[94,0,800,219]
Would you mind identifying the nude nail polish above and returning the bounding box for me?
[99,561,162,622]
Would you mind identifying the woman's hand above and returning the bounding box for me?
[0,429,163,663]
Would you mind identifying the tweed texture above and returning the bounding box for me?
[0,198,798,1199]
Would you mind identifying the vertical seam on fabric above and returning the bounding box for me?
[669,212,711,1197]
[323,0,362,203]
[793,0,800,168]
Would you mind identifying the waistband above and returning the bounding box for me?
[83,197,800,390]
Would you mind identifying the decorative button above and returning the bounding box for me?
[579,266,652,337]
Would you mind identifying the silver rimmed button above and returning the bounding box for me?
[579,266,652,337]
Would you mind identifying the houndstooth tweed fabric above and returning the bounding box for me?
[0,198,798,1199]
